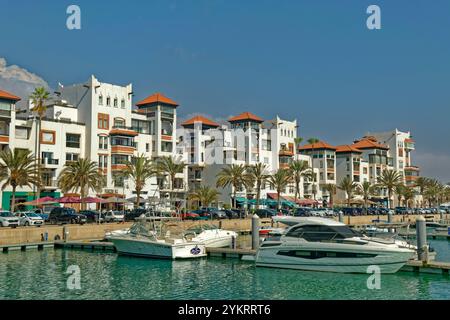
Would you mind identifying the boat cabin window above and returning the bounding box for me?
[285,225,360,242]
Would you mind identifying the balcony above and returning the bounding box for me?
[111,164,127,171]
[42,179,58,189]
[110,126,138,137]
[0,133,9,144]
[41,158,59,167]
[279,149,294,157]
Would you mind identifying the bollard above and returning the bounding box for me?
[387,210,393,223]
[231,235,237,249]
[63,226,69,242]
[251,214,260,250]
[339,212,344,223]
[416,216,428,262]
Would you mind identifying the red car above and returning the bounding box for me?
[180,212,200,220]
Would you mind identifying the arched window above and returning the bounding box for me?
[114,117,125,128]
[98,95,103,105]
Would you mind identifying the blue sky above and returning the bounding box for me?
[1,0,450,181]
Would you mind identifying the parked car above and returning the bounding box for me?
[395,207,409,215]
[49,207,87,225]
[181,212,200,220]
[231,208,245,218]
[17,212,44,226]
[79,210,104,223]
[210,210,227,219]
[125,208,147,221]
[190,209,210,220]
[255,208,278,218]
[0,211,19,228]
[104,210,125,223]
[223,209,239,219]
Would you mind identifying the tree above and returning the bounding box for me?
[0,149,40,212]
[402,186,416,209]
[357,181,376,213]
[289,160,312,203]
[122,155,155,208]
[395,184,406,207]
[338,176,359,207]
[415,177,430,207]
[294,137,303,153]
[268,169,292,210]
[188,185,220,208]
[377,169,403,209]
[323,183,337,208]
[156,156,187,209]
[30,87,50,200]
[247,163,270,209]
[216,164,252,208]
[57,158,104,210]
[307,138,320,145]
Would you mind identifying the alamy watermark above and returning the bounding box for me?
[66,265,81,290]
[66,5,81,30]
[367,5,381,30]
[366,265,381,290]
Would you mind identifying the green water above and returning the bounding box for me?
[0,240,449,300]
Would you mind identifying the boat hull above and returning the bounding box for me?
[256,243,414,274]
[109,237,207,259]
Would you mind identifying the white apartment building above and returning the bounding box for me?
[177,112,322,208]
[0,77,186,211]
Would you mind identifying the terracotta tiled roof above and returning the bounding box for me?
[351,137,389,150]
[228,112,263,123]
[136,93,178,107]
[404,138,414,143]
[335,145,362,153]
[298,141,337,151]
[0,89,21,101]
[181,115,220,128]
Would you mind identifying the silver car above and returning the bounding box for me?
[0,211,20,228]
[104,210,125,222]
[18,212,44,226]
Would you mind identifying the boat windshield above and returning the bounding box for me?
[129,221,159,239]
[184,224,218,235]
[285,224,362,242]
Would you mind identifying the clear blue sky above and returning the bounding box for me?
[1,0,450,181]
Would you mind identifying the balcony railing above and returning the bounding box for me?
[42,158,59,165]
[42,179,58,188]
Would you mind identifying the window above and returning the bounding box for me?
[106,97,111,106]
[99,95,103,105]
[99,135,108,150]
[111,136,133,147]
[40,130,55,145]
[15,127,28,139]
[114,118,125,128]
[161,142,173,152]
[121,99,125,109]
[111,154,128,165]
[66,153,79,162]
[113,98,118,108]
[98,155,108,168]
[98,113,109,129]
[146,143,150,152]
[66,133,80,148]
[112,173,124,187]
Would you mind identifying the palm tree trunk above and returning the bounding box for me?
[233,188,237,209]
[256,181,261,210]
[36,117,42,201]
[388,189,392,209]
[136,187,141,209]
[295,181,299,203]
[277,191,281,211]
[11,185,16,212]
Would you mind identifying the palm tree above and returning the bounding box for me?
[294,137,303,154]
[156,156,187,208]
[289,160,312,203]
[357,181,376,213]
[338,176,359,207]
[247,163,270,209]
[30,87,50,200]
[57,158,104,210]
[216,164,252,208]
[188,185,220,208]
[377,169,403,209]
[0,149,40,212]
[121,155,155,208]
[415,177,430,207]
[323,183,337,207]
[307,137,320,145]
[268,169,292,210]
[402,186,416,209]
[395,184,406,207]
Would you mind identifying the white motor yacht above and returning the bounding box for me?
[183,224,238,248]
[107,220,207,259]
[256,217,415,273]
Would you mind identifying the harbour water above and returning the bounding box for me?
[0,239,449,300]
